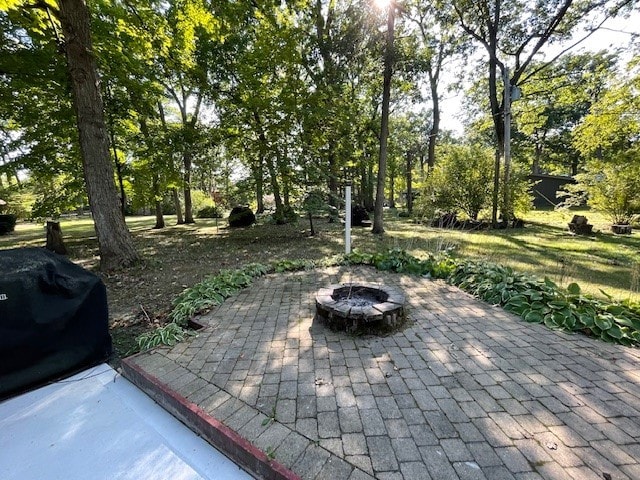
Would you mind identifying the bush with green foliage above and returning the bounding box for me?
[342,248,457,279]
[0,188,35,219]
[503,163,534,218]
[196,205,223,218]
[190,189,216,215]
[449,261,640,346]
[272,205,298,225]
[140,249,640,352]
[560,158,640,225]
[136,322,197,350]
[170,263,269,326]
[416,144,494,221]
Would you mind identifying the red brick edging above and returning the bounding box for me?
[121,357,301,480]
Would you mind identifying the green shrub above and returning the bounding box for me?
[147,250,639,353]
[560,159,640,225]
[272,205,298,225]
[196,205,223,218]
[449,261,640,346]
[342,248,456,279]
[416,144,495,221]
[136,323,196,350]
[170,263,269,326]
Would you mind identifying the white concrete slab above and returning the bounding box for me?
[0,364,252,480]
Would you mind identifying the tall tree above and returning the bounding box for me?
[1,0,139,268]
[515,52,617,175]
[56,0,138,268]
[407,0,466,170]
[372,0,396,234]
[452,0,635,225]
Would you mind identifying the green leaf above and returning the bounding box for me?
[567,283,581,295]
[606,324,623,339]
[549,300,568,310]
[605,305,625,315]
[563,314,576,329]
[529,301,545,311]
[524,290,544,301]
[614,316,640,330]
[599,289,614,301]
[544,277,558,289]
[578,313,595,328]
[544,315,559,329]
[552,311,567,326]
[595,315,613,331]
[524,310,544,323]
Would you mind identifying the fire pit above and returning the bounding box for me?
[315,283,406,333]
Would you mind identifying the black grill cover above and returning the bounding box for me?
[0,247,112,398]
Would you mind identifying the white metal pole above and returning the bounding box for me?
[345,184,352,254]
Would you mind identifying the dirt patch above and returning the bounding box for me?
[96,218,350,363]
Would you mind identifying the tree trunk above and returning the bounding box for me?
[372,3,395,234]
[183,150,195,223]
[533,143,542,174]
[427,68,440,170]
[108,124,126,217]
[254,158,264,214]
[365,161,375,211]
[46,221,68,255]
[138,117,164,227]
[266,156,283,211]
[328,151,339,208]
[173,188,184,224]
[252,110,283,211]
[58,0,138,270]
[486,29,504,228]
[152,174,164,229]
[308,211,315,236]
[406,152,413,214]
[389,172,395,208]
[279,153,291,207]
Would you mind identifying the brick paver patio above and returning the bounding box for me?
[124,266,640,479]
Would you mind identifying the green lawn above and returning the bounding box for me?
[2,208,639,303]
[351,208,640,301]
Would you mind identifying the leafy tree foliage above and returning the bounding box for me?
[514,52,618,175]
[417,144,494,220]
[562,58,640,224]
[1,0,637,264]
[451,0,635,224]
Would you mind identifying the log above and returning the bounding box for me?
[46,221,68,255]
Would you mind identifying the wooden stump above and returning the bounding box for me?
[46,221,68,255]
[611,224,632,235]
[568,215,593,235]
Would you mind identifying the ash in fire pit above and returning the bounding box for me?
[315,283,406,333]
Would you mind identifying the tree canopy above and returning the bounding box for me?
[1,0,638,260]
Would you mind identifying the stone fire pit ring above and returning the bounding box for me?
[315,283,406,333]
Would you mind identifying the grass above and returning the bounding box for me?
[1,207,639,361]
[373,208,640,301]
